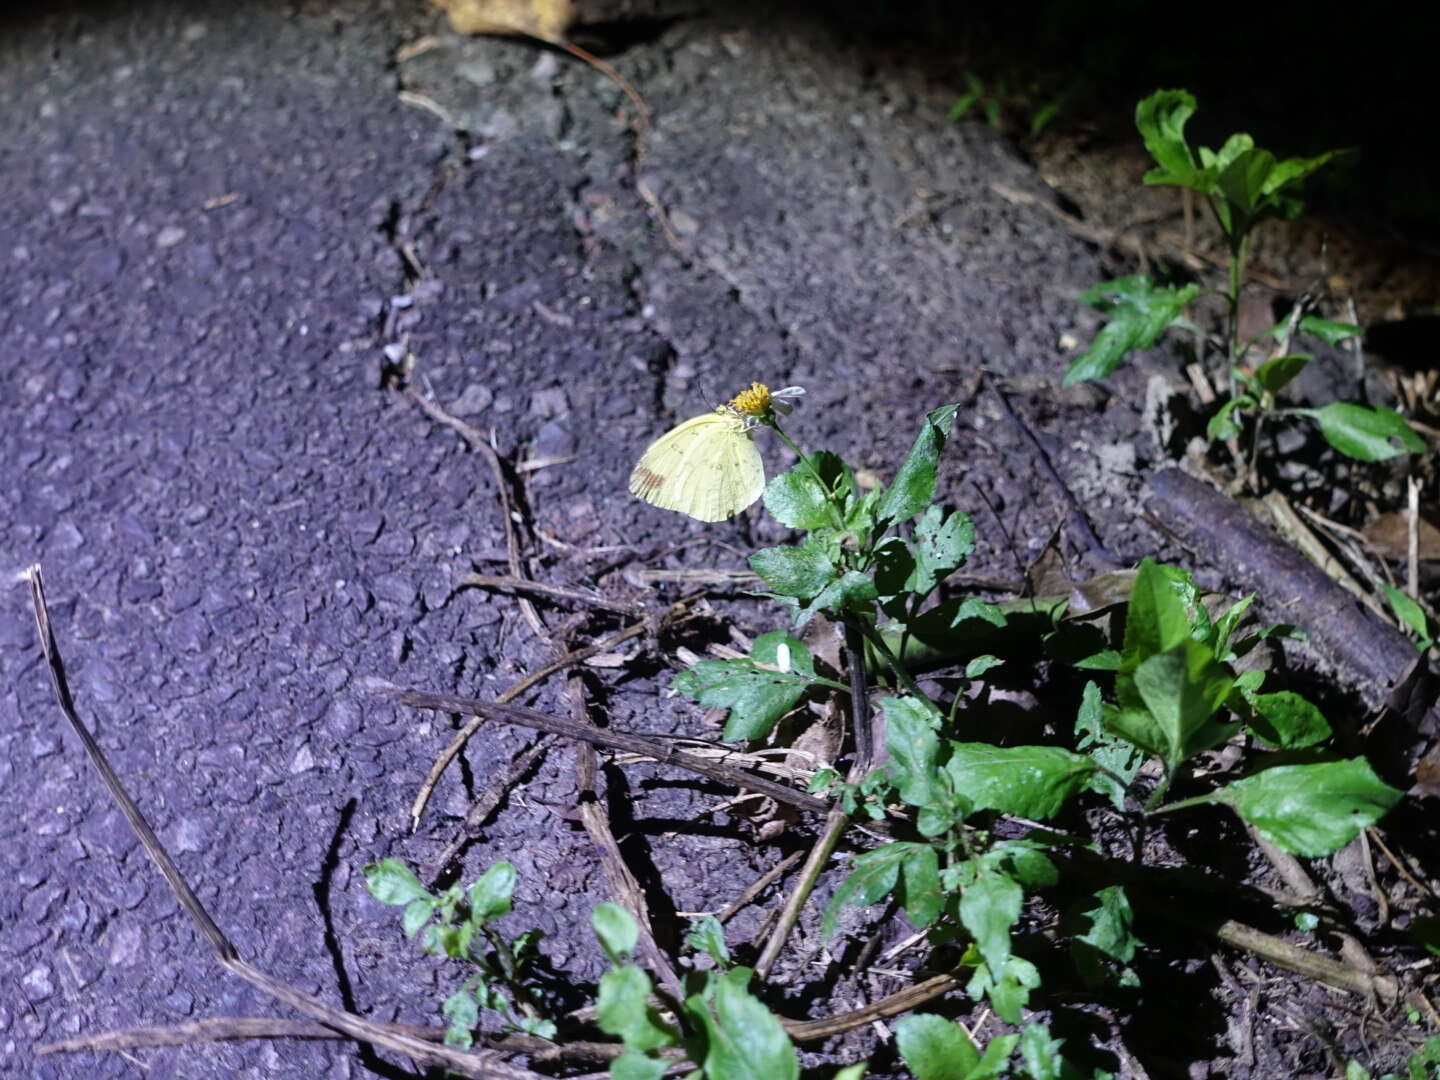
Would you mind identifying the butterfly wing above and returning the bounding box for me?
[629,411,764,521]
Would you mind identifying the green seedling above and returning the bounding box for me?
[1061,90,1423,487]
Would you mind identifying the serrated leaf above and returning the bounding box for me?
[1064,277,1200,385]
[895,1014,981,1080]
[763,451,853,530]
[685,970,798,1080]
[875,404,961,524]
[883,696,944,809]
[672,632,815,742]
[822,843,919,938]
[1214,758,1403,856]
[749,544,836,598]
[942,743,1095,819]
[1305,402,1425,461]
[468,861,516,923]
[365,859,433,906]
[960,869,1023,978]
[1253,353,1311,395]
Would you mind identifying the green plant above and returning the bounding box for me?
[668,401,1402,1075]
[949,71,1065,139]
[364,859,556,1044]
[1061,90,1424,485]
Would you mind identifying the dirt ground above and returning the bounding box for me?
[2,2,1436,1078]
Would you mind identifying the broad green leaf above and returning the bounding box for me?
[895,1014,981,1080]
[686,916,731,967]
[875,404,961,524]
[749,544,836,598]
[592,902,640,961]
[1131,639,1235,768]
[898,844,944,930]
[365,859,432,906]
[942,743,1096,819]
[1214,758,1403,856]
[611,1050,669,1080]
[959,869,1023,974]
[597,965,675,1052]
[1298,315,1362,346]
[442,988,478,1048]
[822,843,918,938]
[1304,403,1425,461]
[1244,690,1332,749]
[1064,278,1201,385]
[905,505,976,596]
[1135,89,1201,186]
[672,632,815,742]
[685,970,799,1080]
[883,696,944,808]
[1253,354,1311,395]
[764,451,853,530]
[468,861,516,923]
[1122,559,1199,669]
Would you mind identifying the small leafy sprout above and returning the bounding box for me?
[1063,89,1423,486]
[364,859,555,1045]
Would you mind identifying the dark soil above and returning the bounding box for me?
[2,2,1436,1079]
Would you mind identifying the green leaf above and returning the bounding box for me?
[898,844,944,930]
[611,1050,670,1080]
[468,861,516,924]
[875,404,961,524]
[442,988,478,1048]
[959,868,1023,974]
[1303,403,1425,461]
[1243,690,1332,749]
[592,902,640,962]
[1068,886,1140,988]
[1214,758,1403,856]
[1064,277,1201,385]
[882,696,947,809]
[895,1014,981,1080]
[1122,558,1198,669]
[597,965,676,1053]
[1253,354,1311,395]
[685,970,799,1080]
[671,632,815,742]
[365,859,432,906]
[1206,397,1250,441]
[1298,315,1362,346]
[749,544,836,598]
[905,505,976,596]
[402,898,435,938]
[942,743,1096,819]
[1134,89,1202,187]
[686,916,731,967]
[1130,640,1235,769]
[764,452,853,530]
[822,843,920,938]
[1382,583,1434,648]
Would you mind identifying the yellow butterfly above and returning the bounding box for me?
[629,382,803,522]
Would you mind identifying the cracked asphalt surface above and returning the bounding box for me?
[1,2,1126,1076]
